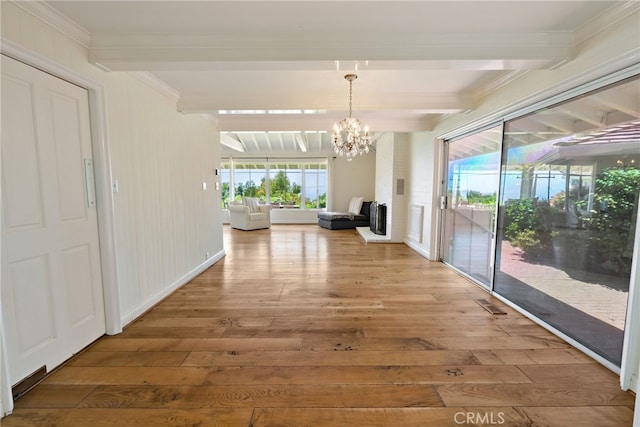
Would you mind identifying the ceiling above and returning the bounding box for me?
[40,0,635,156]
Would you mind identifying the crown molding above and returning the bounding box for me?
[129,71,180,103]
[575,1,640,45]
[11,0,90,48]
[200,114,220,128]
[472,69,532,107]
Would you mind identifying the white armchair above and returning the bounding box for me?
[228,198,272,231]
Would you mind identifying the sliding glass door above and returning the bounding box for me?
[494,76,639,366]
[441,74,639,367]
[442,125,502,288]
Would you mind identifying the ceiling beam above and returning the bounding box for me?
[592,93,640,119]
[295,134,308,153]
[89,32,572,71]
[177,92,472,115]
[220,133,245,152]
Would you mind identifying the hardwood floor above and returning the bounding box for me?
[5,225,635,426]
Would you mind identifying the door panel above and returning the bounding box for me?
[51,92,87,222]
[1,55,106,385]
[62,244,96,325]
[441,124,502,288]
[9,256,55,354]
[1,74,44,230]
[494,76,640,366]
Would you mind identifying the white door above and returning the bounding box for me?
[1,55,106,386]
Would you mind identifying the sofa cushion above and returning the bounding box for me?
[318,212,354,221]
[360,201,371,217]
[249,212,267,221]
[348,196,363,214]
[318,215,370,230]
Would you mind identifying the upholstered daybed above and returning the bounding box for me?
[317,197,371,230]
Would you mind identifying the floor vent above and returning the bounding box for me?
[12,365,47,400]
[475,298,507,315]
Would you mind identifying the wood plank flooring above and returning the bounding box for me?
[4,225,635,426]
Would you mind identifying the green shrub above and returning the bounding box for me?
[510,229,542,253]
[467,190,497,207]
[503,198,540,241]
[582,167,640,275]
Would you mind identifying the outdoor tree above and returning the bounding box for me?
[582,166,640,275]
[270,170,300,205]
[235,180,260,199]
[221,182,229,207]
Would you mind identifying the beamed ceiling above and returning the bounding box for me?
[27,1,640,156]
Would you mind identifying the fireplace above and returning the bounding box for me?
[370,202,387,235]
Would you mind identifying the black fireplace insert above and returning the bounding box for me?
[370,202,387,235]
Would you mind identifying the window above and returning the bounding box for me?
[304,163,327,209]
[233,163,267,203]
[220,162,231,208]
[221,158,328,210]
[269,163,302,208]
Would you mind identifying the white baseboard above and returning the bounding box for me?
[405,238,431,260]
[119,249,226,329]
[271,219,318,224]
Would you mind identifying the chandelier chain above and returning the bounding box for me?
[348,79,353,118]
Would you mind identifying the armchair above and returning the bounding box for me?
[228,197,272,231]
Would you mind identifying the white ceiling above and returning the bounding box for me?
[41,0,633,155]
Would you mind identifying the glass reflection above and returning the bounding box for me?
[495,76,640,365]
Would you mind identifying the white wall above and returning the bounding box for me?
[375,133,410,242]
[405,132,439,259]
[106,74,222,324]
[0,305,7,417]
[1,3,223,414]
[329,154,376,211]
[390,133,409,243]
[375,133,394,213]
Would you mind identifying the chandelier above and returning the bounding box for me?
[332,74,372,161]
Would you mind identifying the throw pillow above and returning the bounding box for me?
[348,196,363,215]
[243,197,260,213]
